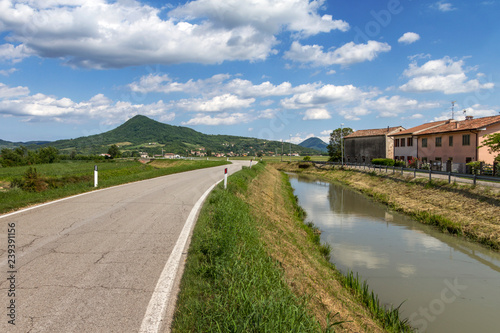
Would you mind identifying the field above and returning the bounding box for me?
[0,159,229,214]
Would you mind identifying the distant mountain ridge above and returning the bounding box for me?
[299,137,328,152]
[0,139,51,149]
[7,115,321,156]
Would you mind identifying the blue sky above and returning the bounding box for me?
[0,0,499,144]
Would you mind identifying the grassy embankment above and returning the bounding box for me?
[0,159,229,214]
[173,162,412,332]
[277,162,500,251]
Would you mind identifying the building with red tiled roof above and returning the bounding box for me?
[344,126,404,163]
[416,115,500,165]
[391,120,448,163]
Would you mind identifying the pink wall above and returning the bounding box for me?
[418,132,478,164]
[478,122,500,164]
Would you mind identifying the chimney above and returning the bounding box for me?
[465,116,473,121]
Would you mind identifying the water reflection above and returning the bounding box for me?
[288,173,500,333]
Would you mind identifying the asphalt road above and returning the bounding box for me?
[0,160,248,332]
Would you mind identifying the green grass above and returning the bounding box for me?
[172,162,325,332]
[342,271,412,332]
[0,159,229,214]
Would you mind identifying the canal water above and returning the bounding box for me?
[288,173,500,333]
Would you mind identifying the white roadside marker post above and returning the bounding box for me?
[94,165,98,187]
[224,168,228,190]
[249,159,253,168]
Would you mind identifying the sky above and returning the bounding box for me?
[0,0,499,145]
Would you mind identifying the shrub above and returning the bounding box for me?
[371,158,395,166]
[302,156,311,161]
[394,160,406,167]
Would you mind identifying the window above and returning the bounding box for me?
[466,157,472,163]
[401,138,405,147]
[422,157,428,163]
[449,136,453,147]
[395,139,400,147]
[422,138,428,147]
[435,137,442,147]
[462,134,470,146]
[407,138,413,147]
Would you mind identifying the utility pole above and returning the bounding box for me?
[451,101,456,119]
[341,123,344,167]
[281,139,283,162]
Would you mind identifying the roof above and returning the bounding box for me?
[392,120,448,136]
[345,126,404,139]
[418,115,500,135]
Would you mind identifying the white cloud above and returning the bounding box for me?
[0,44,33,63]
[338,106,371,121]
[433,1,456,12]
[0,85,174,124]
[284,40,391,67]
[175,94,255,112]
[400,57,494,94]
[320,129,332,136]
[182,112,250,126]
[409,113,424,119]
[281,84,374,109]
[303,108,330,120]
[433,104,498,121]
[0,83,30,98]
[170,0,349,37]
[0,68,17,76]
[0,0,349,68]
[398,32,420,44]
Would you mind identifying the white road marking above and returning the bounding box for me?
[139,179,222,333]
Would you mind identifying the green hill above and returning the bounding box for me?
[299,137,328,152]
[44,115,321,156]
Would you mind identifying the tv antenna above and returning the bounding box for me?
[451,101,456,119]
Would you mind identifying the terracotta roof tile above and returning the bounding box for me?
[393,120,448,136]
[418,115,500,135]
[345,126,404,138]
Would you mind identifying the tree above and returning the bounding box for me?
[481,133,500,161]
[107,144,121,159]
[327,127,353,162]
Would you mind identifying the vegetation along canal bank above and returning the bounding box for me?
[0,159,229,214]
[276,162,500,251]
[173,162,412,332]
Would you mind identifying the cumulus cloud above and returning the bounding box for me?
[0,83,174,124]
[398,32,420,44]
[170,0,349,37]
[0,0,348,68]
[175,94,255,112]
[400,57,494,94]
[284,41,391,67]
[182,112,250,126]
[0,82,30,98]
[0,68,18,76]
[303,108,330,120]
[281,84,374,109]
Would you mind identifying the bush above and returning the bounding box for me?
[371,158,395,166]
[394,160,406,167]
[302,156,311,161]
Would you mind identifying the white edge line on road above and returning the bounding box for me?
[0,165,227,220]
[139,178,223,333]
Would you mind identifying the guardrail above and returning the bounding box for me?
[307,161,500,186]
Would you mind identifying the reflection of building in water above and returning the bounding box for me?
[327,182,387,219]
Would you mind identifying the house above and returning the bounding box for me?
[164,153,175,159]
[391,120,448,163]
[345,126,404,163]
[416,115,500,166]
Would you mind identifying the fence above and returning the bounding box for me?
[308,161,500,186]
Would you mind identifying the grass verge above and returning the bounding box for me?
[174,162,412,332]
[0,159,229,214]
[275,162,500,251]
[172,163,325,332]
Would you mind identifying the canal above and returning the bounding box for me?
[288,173,500,333]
